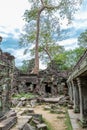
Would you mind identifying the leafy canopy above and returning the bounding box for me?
[78,29,87,48]
[19,0,83,72]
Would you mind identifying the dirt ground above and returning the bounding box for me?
[34,105,67,130]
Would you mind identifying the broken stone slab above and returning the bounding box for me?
[11,116,32,130]
[17,116,32,130]
[26,104,31,108]
[32,119,40,125]
[20,97,26,101]
[36,123,47,130]
[17,108,34,116]
[0,116,7,122]
[27,114,42,123]
[5,110,17,118]
[17,110,25,116]
[16,101,23,107]
[23,123,35,130]
[30,100,37,108]
[0,116,17,130]
[44,106,51,110]
[11,98,19,106]
[42,96,64,103]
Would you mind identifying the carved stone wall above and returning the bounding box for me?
[0,49,15,117]
[67,49,87,127]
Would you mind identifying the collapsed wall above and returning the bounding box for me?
[0,49,15,117]
[14,67,68,97]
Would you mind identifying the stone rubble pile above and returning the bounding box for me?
[0,100,48,130]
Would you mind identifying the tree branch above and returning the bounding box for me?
[43,47,52,62]
[40,0,44,6]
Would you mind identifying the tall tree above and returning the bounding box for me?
[21,0,82,74]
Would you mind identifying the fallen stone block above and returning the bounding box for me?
[32,119,40,125]
[0,116,6,122]
[0,116,17,130]
[36,123,47,130]
[16,116,32,130]
[23,123,35,130]
[28,108,34,113]
[44,106,51,110]
[6,110,17,118]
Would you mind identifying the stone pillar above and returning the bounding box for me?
[77,77,87,127]
[68,81,73,101]
[72,80,80,113]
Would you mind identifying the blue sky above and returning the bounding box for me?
[0,0,87,68]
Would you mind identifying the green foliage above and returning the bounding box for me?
[18,58,35,73]
[18,60,29,73]
[24,8,38,22]
[48,47,85,71]
[78,29,87,48]
[65,47,85,68]
[28,58,35,72]
[12,92,36,99]
[65,110,73,130]
[19,0,82,67]
[43,118,54,130]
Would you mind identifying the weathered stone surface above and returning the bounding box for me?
[44,106,51,110]
[6,110,16,118]
[0,116,17,130]
[23,123,35,130]
[67,49,87,127]
[42,96,64,103]
[0,116,6,122]
[36,123,47,130]
[11,98,19,107]
[30,100,37,108]
[0,49,15,117]
[32,119,40,125]
[11,116,32,130]
[16,101,23,107]
[20,97,26,101]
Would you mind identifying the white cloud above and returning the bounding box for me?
[72,11,87,30]
[58,38,78,50]
[0,0,30,33]
[4,47,31,66]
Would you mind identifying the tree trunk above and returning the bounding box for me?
[32,7,45,74]
[31,2,61,74]
[32,12,40,74]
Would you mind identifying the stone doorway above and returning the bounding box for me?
[45,84,51,93]
[26,82,31,87]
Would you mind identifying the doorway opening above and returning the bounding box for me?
[45,84,51,93]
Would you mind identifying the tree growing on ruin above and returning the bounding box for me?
[20,0,83,74]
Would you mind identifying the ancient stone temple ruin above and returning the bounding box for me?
[67,49,87,127]
[15,66,68,97]
[0,49,15,117]
[38,69,68,97]
[18,73,39,93]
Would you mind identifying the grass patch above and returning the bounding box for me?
[43,118,54,130]
[12,92,37,99]
[65,110,73,130]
